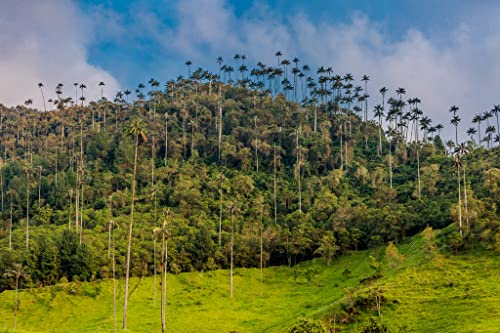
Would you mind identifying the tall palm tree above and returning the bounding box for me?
[454,153,463,236]
[492,105,500,141]
[466,128,477,143]
[185,60,192,77]
[449,105,460,145]
[373,104,384,155]
[38,83,47,112]
[5,263,28,331]
[361,75,370,122]
[472,114,482,145]
[23,163,32,249]
[123,119,147,330]
[36,165,43,206]
[108,219,119,333]
[460,143,470,229]
[160,216,170,333]
[7,188,14,249]
[99,81,105,99]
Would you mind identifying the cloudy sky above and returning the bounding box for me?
[1,0,499,139]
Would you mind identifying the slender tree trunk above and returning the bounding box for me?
[164,114,168,165]
[463,167,469,228]
[9,195,13,250]
[218,87,223,164]
[417,145,421,200]
[14,276,19,330]
[80,179,84,245]
[112,224,117,333]
[378,117,383,156]
[161,232,168,333]
[123,134,139,330]
[230,209,234,298]
[154,237,157,308]
[273,145,277,225]
[254,116,259,172]
[457,164,463,236]
[260,219,263,297]
[340,125,343,170]
[389,139,393,189]
[25,172,30,250]
[219,185,223,247]
[313,104,317,132]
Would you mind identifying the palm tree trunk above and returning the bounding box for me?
[389,140,393,189]
[26,172,30,250]
[80,180,84,245]
[230,209,234,298]
[378,117,383,156]
[153,237,157,308]
[463,167,469,229]
[9,195,13,250]
[219,187,223,247]
[313,104,317,132]
[340,125,343,170]
[273,145,277,225]
[260,219,263,297]
[161,232,168,333]
[417,145,421,199]
[218,88,223,164]
[164,114,168,165]
[457,165,463,236]
[112,225,117,333]
[123,134,139,330]
[14,275,19,330]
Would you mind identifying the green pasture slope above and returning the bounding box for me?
[0,233,499,333]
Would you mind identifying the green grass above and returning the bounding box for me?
[0,234,499,333]
[0,250,373,333]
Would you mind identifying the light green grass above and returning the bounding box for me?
[0,251,373,333]
[1,235,499,333]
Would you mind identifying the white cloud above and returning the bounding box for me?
[0,0,120,109]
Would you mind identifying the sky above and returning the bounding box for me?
[0,0,499,140]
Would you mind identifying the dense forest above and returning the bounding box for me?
[0,54,499,330]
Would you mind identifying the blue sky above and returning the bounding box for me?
[0,0,499,140]
[80,0,471,86]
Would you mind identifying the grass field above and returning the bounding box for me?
[0,231,499,333]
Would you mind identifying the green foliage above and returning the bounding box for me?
[289,319,327,333]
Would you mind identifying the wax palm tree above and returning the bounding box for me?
[454,152,463,236]
[159,213,170,333]
[275,51,282,68]
[36,165,43,206]
[492,105,500,141]
[7,188,14,249]
[185,60,192,77]
[460,143,470,229]
[361,75,370,122]
[108,219,119,333]
[37,82,47,112]
[485,125,496,148]
[466,128,477,143]
[373,104,384,155]
[99,81,105,99]
[450,113,461,146]
[23,163,32,249]
[4,263,28,331]
[123,119,148,330]
[216,56,224,77]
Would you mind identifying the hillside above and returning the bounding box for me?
[0,231,499,332]
[0,67,499,332]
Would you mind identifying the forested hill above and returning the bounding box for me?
[0,71,499,293]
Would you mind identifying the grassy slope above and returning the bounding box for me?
[0,233,498,333]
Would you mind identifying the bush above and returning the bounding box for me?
[289,319,327,333]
